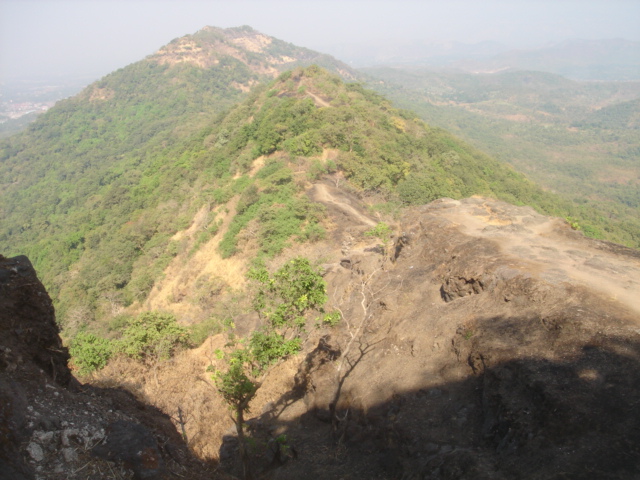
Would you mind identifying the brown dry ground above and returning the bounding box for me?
[5,176,639,479]
[90,183,640,479]
[0,255,214,480]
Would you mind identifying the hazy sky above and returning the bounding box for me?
[1,0,639,82]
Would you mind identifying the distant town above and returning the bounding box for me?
[0,100,55,122]
[0,76,93,132]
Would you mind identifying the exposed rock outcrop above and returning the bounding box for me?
[11,194,640,479]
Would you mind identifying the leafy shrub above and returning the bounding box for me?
[298,222,326,242]
[212,187,234,205]
[248,257,328,330]
[321,311,341,327]
[117,311,190,363]
[566,216,582,231]
[365,222,393,245]
[236,184,259,214]
[307,159,328,180]
[189,316,225,346]
[108,313,133,333]
[69,331,113,375]
[397,174,452,205]
[255,159,287,180]
[249,330,301,371]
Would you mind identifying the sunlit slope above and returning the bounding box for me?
[363,66,640,248]
[1,65,559,329]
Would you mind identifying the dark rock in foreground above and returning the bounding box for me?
[0,255,212,480]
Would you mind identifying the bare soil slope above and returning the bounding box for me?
[222,194,640,478]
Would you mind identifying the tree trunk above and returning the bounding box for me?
[235,406,253,480]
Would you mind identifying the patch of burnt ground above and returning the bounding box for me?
[213,197,640,479]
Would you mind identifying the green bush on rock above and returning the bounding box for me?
[69,331,113,376]
[117,311,190,364]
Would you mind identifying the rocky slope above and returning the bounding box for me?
[0,255,213,480]
[3,188,640,478]
[87,184,640,479]
[152,25,357,81]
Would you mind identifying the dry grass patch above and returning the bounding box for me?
[144,199,248,319]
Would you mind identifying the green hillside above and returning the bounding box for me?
[363,67,640,248]
[1,61,567,330]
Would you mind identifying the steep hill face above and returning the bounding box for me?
[1,61,553,331]
[6,191,639,478]
[0,26,355,326]
[89,187,640,479]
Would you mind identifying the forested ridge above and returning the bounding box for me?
[2,26,634,339]
[363,67,640,248]
[1,60,568,334]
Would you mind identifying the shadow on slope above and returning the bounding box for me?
[0,255,214,480]
[219,314,640,479]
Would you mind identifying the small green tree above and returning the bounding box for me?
[214,349,259,480]
[214,257,330,479]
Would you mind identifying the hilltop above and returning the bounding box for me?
[2,26,640,479]
[0,57,556,331]
[153,25,356,81]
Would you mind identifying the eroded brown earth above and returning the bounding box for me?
[230,194,640,479]
[3,192,640,479]
[0,256,212,480]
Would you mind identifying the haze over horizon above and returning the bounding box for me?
[1,0,639,84]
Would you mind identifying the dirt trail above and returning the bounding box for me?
[306,91,331,108]
[309,183,378,227]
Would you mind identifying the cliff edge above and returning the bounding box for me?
[0,255,212,480]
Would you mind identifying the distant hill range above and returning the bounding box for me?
[362,65,640,248]
[344,38,640,81]
[453,39,640,81]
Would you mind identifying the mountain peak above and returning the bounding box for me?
[150,25,356,80]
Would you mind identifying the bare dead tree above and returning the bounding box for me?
[329,267,393,438]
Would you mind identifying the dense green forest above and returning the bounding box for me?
[363,67,640,248]
[1,64,574,332]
